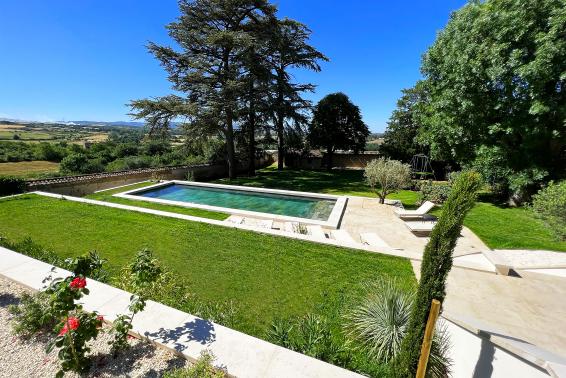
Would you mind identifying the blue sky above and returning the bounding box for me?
[0,0,466,132]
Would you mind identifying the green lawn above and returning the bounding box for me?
[463,202,566,252]
[0,194,415,338]
[85,181,229,221]
[215,165,420,206]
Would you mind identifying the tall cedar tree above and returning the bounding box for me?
[395,171,482,377]
[308,92,369,170]
[130,0,276,179]
[267,19,328,170]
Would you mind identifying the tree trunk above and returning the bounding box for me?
[326,147,333,171]
[226,110,237,180]
[248,98,256,177]
[277,115,285,171]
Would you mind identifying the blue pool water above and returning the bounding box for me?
[135,184,336,220]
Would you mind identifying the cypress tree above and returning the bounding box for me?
[396,171,482,377]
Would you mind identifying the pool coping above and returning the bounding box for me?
[114,180,348,229]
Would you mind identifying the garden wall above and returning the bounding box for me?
[284,151,381,170]
[27,154,274,196]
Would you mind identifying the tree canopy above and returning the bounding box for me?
[308,92,369,170]
[129,0,326,179]
[415,0,566,199]
[380,82,429,163]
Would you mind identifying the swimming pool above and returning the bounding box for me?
[115,181,347,227]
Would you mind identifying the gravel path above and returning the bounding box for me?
[0,276,189,377]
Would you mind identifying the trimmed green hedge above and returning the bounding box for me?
[0,176,26,196]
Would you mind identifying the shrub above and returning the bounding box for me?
[345,279,414,362]
[396,171,482,377]
[110,248,163,353]
[266,314,351,366]
[8,291,57,337]
[345,278,452,377]
[0,176,26,196]
[365,158,412,204]
[418,181,451,204]
[532,181,566,240]
[163,351,226,378]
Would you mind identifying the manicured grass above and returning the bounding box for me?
[0,194,415,337]
[85,181,229,221]
[0,160,60,177]
[463,202,566,252]
[216,165,419,205]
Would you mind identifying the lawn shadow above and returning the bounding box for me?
[144,318,216,352]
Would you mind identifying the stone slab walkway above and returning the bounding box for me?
[0,246,362,378]
[412,260,566,359]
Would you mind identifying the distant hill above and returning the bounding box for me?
[0,118,147,128]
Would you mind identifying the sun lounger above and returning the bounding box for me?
[307,225,327,240]
[395,201,435,219]
[404,221,436,234]
[331,230,357,244]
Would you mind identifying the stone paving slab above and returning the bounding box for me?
[0,246,362,378]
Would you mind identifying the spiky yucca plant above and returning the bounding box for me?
[345,279,414,362]
[345,278,453,377]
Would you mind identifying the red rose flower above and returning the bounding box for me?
[59,317,80,336]
[69,277,87,289]
[96,315,104,328]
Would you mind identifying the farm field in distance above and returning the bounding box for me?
[0,160,60,178]
[0,122,109,144]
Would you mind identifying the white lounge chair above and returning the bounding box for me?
[404,221,436,234]
[256,219,274,229]
[395,201,435,219]
[331,230,357,244]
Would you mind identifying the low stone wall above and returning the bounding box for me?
[27,164,228,196]
[285,152,381,170]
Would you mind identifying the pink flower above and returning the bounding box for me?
[59,317,80,336]
[69,277,87,289]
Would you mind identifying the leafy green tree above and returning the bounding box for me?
[532,180,566,240]
[364,158,412,204]
[396,171,482,377]
[266,18,328,170]
[381,82,429,162]
[308,92,369,170]
[130,0,276,179]
[417,0,566,198]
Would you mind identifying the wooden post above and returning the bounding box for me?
[416,299,441,378]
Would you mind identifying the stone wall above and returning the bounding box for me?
[26,164,227,196]
[27,153,275,196]
[284,151,381,170]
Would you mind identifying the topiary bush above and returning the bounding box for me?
[0,176,26,196]
[396,170,482,377]
[418,181,452,204]
[532,181,566,241]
